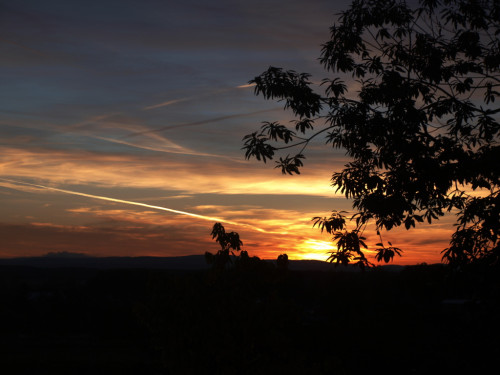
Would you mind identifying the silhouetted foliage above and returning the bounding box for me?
[205,224,277,278]
[205,223,243,271]
[277,253,289,270]
[243,0,500,267]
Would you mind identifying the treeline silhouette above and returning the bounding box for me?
[1,257,498,374]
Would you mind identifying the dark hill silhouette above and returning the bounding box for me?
[0,253,405,271]
[43,251,91,258]
[0,254,209,270]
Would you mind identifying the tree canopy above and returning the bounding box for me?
[205,223,243,271]
[243,0,500,267]
[204,223,276,273]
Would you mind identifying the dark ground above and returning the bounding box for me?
[0,262,499,374]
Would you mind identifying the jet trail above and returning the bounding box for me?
[142,83,256,110]
[0,178,268,233]
[124,108,279,138]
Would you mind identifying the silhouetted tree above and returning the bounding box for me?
[277,253,289,270]
[205,223,243,271]
[243,0,500,267]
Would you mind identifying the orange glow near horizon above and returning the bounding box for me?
[292,240,334,261]
[0,176,452,264]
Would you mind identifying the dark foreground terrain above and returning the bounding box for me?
[0,260,499,374]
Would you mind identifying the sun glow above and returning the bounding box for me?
[293,239,335,260]
[296,252,329,261]
[304,239,336,252]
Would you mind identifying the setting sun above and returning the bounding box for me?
[294,240,335,261]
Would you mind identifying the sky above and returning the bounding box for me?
[0,0,455,264]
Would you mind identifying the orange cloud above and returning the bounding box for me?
[0,146,338,196]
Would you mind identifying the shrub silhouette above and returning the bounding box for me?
[277,253,289,270]
[205,222,260,271]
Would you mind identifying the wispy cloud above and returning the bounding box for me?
[0,178,278,234]
[1,111,244,160]
[92,135,243,161]
[124,108,281,138]
[0,146,336,196]
[143,83,257,111]
[0,177,234,223]
[236,83,256,89]
[143,98,190,110]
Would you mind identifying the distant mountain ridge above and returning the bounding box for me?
[0,253,375,272]
[0,253,407,272]
[0,254,209,270]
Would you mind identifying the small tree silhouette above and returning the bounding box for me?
[205,223,277,275]
[205,223,243,271]
[277,253,289,270]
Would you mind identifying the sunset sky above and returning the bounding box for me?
[0,0,455,264]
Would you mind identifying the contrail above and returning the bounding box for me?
[92,135,246,163]
[142,83,256,111]
[0,178,269,233]
[143,98,190,110]
[124,108,280,138]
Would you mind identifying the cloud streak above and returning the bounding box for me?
[142,83,256,110]
[0,146,337,196]
[124,108,281,138]
[0,178,273,234]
